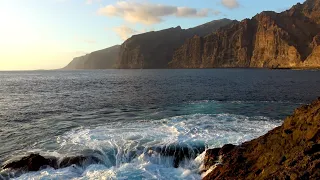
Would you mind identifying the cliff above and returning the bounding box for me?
[63,45,120,70]
[202,98,320,179]
[169,0,320,68]
[116,19,234,69]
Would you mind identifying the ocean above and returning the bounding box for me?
[1,69,320,179]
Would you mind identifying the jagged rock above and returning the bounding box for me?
[169,0,320,69]
[148,143,206,168]
[63,45,120,70]
[2,154,57,171]
[117,19,234,69]
[203,98,320,180]
[203,148,221,170]
[2,153,103,172]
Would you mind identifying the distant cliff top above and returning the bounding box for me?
[63,45,120,70]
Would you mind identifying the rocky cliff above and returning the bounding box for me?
[202,98,320,179]
[170,0,320,68]
[63,45,120,70]
[116,19,234,69]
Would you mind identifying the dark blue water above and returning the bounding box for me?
[0,69,319,179]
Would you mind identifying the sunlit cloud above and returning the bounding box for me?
[98,1,217,25]
[221,0,239,9]
[113,26,139,40]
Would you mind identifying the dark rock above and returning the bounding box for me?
[59,156,87,168]
[219,144,236,156]
[2,154,56,171]
[2,152,104,172]
[203,97,320,179]
[304,144,320,155]
[149,143,206,168]
[203,148,221,169]
[284,129,293,134]
[279,156,287,164]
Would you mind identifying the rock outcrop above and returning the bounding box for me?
[116,19,234,69]
[169,0,320,68]
[1,143,205,178]
[202,98,320,179]
[63,45,120,69]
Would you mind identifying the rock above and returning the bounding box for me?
[203,98,320,180]
[63,45,120,70]
[219,144,236,156]
[2,153,104,172]
[149,143,206,168]
[117,19,234,69]
[169,0,320,69]
[203,148,221,169]
[2,154,56,171]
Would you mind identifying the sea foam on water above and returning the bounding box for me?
[13,113,281,180]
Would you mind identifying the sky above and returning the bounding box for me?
[0,0,305,70]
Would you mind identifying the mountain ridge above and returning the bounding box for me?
[169,0,320,68]
[63,0,320,69]
[63,45,120,70]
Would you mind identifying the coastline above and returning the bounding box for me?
[201,98,320,179]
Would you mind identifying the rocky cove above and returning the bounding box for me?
[1,98,319,179]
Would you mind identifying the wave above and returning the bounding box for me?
[1,113,281,179]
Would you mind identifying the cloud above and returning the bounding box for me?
[113,26,140,40]
[98,1,215,24]
[221,0,239,9]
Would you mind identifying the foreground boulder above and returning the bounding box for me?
[2,154,57,171]
[203,98,320,179]
[2,153,102,172]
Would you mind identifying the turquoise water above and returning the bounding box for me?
[1,69,319,179]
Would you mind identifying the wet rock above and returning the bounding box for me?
[2,154,56,171]
[149,143,206,168]
[219,144,236,156]
[59,156,87,168]
[2,152,104,172]
[203,97,320,179]
[203,148,221,169]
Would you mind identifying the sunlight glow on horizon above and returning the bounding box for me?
[0,0,305,70]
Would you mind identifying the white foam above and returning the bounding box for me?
[14,113,281,180]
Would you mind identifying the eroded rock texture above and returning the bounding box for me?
[203,98,320,180]
[170,0,320,68]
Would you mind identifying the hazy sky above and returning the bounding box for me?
[0,0,304,70]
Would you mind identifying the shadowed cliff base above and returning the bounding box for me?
[202,98,320,180]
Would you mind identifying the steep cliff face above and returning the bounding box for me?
[117,19,234,69]
[170,0,320,68]
[203,98,320,179]
[63,45,120,70]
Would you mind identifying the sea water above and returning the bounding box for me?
[0,69,320,179]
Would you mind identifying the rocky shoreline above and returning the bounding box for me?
[1,98,319,179]
[201,98,320,179]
